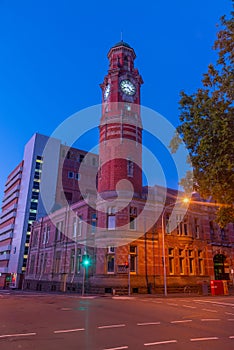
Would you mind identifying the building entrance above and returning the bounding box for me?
[213,254,229,280]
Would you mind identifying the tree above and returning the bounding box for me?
[170,10,234,227]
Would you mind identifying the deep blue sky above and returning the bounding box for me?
[0,0,232,200]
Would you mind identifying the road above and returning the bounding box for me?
[0,291,234,349]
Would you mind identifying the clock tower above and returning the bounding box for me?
[98,41,144,199]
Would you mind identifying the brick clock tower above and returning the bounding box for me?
[96,41,144,252]
[98,41,143,198]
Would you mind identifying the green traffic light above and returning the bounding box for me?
[82,254,91,267]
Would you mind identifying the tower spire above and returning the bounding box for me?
[120,31,123,41]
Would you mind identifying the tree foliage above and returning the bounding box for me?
[170,10,234,227]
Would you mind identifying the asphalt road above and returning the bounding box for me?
[0,291,234,350]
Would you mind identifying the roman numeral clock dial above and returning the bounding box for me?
[120,79,136,96]
[104,84,110,100]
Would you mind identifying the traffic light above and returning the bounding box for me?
[82,254,91,267]
[124,261,129,268]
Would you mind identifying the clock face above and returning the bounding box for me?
[120,79,136,96]
[104,84,110,100]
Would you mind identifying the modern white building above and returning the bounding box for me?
[0,132,99,289]
[0,133,61,288]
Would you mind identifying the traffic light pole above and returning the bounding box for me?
[82,266,85,296]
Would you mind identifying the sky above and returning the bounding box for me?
[0,0,233,201]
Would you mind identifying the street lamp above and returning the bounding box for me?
[161,197,189,296]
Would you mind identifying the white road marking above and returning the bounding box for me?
[167,303,178,306]
[152,301,162,304]
[170,320,192,324]
[0,332,36,338]
[202,308,218,313]
[228,319,234,321]
[194,299,234,307]
[60,308,72,311]
[80,296,96,299]
[183,305,196,309]
[229,336,234,338]
[54,328,85,334]
[144,340,177,346]
[214,304,225,308]
[112,297,134,300]
[225,312,234,315]
[103,347,128,350]
[190,337,219,342]
[98,324,126,329]
[137,322,161,326]
[201,319,220,321]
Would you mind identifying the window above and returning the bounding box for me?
[32,231,38,247]
[78,216,83,236]
[188,250,194,274]
[75,173,80,180]
[33,181,40,190]
[183,218,188,236]
[220,228,226,240]
[68,171,74,179]
[127,159,134,177]
[108,215,116,230]
[35,162,42,170]
[55,221,63,241]
[194,218,200,238]
[29,255,35,274]
[42,226,47,244]
[46,226,50,243]
[38,253,44,274]
[72,217,77,238]
[209,221,215,238]
[129,207,137,230]
[32,190,39,200]
[168,248,174,274]
[176,215,188,236]
[130,245,137,273]
[79,154,84,163]
[34,172,41,180]
[198,250,204,275]
[107,255,115,273]
[43,253,47,273]
[165,214,170,234]
[72,216,82,238]
[42,225,50,244]
[54,251,61,273]
[179,249,184,274]
[91,213,97,233]
[30,202,38,210]
[92,157,97,166]
[70,249,75,273]
[29,213,36,221]
[107,207,116,230]
[77,248,81,273]
[108,246,115,254]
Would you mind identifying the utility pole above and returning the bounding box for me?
[128,253,131,296]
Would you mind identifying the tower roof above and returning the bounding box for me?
[108,40,136,59]
[112,40,132,49]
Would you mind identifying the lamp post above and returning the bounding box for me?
[161,198,189,297]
